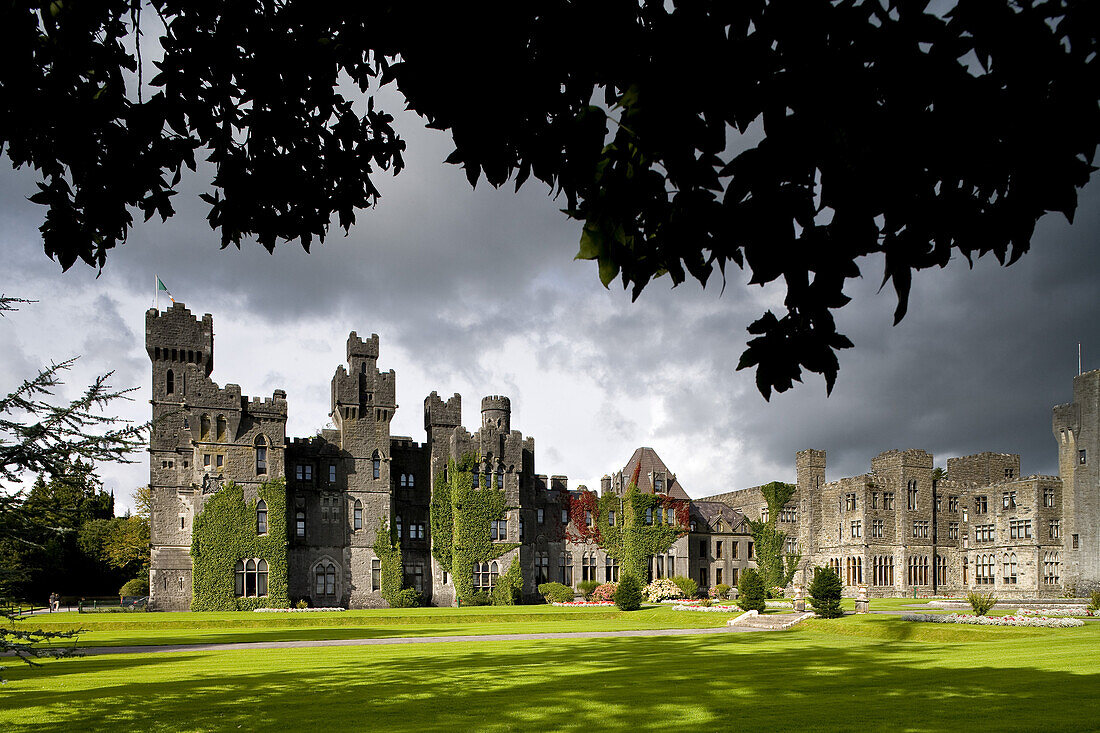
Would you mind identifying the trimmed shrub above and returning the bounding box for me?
[614,573,644,611]
[538,582,576,604]
[713,583,731,600]
[119,577,149,597]
[578,580,601,600]
[737,568,767,613]
[390,588,421,608]
[808,566,843,618]
[591,582,617,602]
[644,578,685,602]
[461,591,491,606]
[967,591,998,616]
[1088,590,1100,613]
[671,575,699,599]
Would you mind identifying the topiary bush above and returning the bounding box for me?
[390,588,421,608]
[578,580,600,600]
[644,578,685,602]
[538,582,576,604]
[737,568,767,613]
[967,591,998,616]
[671,575,699,599]
[809,566,844,618]
[591,582,617,602]
[614,573,644,611]
[119,577,149,597]
[713,583,731,600]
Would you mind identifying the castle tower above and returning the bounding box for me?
[796,450,826,554]
[481,395,511,432]
[1054,368,1100,590]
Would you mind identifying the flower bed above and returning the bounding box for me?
[671,604,743,613]
[765,600,794,609]
[904,612,1084,628]
[552,601,616,607]
[254,607,346,613]
[1016,607,1095,617]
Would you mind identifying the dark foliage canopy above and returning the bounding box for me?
[2,1,1097,395]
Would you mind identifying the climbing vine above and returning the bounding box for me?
[372,517,404,606]
[747,481,802,593]
[191,479,289,611]
[429,454,518,600]
[489,556,523,606]
[568,464,687,582]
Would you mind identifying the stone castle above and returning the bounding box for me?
[147,304,1099,610]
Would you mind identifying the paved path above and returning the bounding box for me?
[65,626,764,657]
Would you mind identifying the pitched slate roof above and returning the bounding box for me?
[619,447,691,500]
[690,501,749,533]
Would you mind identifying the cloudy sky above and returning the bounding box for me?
[1,84,1097,515]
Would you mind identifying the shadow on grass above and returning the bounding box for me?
[3,621,1099,732]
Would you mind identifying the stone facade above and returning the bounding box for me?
[147,304,1099,609]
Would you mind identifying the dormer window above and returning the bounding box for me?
[654,476,664,493]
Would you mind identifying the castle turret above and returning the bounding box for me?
[481,395,511,432]
[1054,368,1100,590]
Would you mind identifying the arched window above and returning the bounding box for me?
[400,473,407,488]
[296,511,305,538]
[372,451,381,480]
[216,415,227,442]
[245,559,257,596]
[1009,553,1018,584]
[496,469,504,489]
[316,563,338,596]
[396,515,403,539]
[255,435,268,475]
[490,561,499,586]
[353,500,363,530]
[166,369,174,394]
[256,500,268,534]
[407,474,415,488]
[257,559,268,596]
[200,414,211,441]
[235,560,245,596]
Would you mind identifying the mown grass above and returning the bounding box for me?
[1,614,1097,732]
[17,604,751,648]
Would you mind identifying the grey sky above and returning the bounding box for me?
[1,93,1097,514]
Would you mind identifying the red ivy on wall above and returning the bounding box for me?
[566,491,601,543]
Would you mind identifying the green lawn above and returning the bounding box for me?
[17,604,749,648]
[1,614,1097,732]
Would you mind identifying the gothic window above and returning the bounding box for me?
[235,559,269,597]
[372,452,381,480]
[256,500,268,535]
[407,473,415,488]
[1050,519,1061,539]
[296,511,305,538]
[254,435,268,475]
[216,415,227,442]
[536,552,549,584]
[371,559,381,591]
[315,562,336,596]
[560,552,573,586]
[400,473,408,488]
[396,515,403,539]
[354,500,363,530]
[496,469,504,489]
[166,369,174,394]
[605,555,620,582]
[200,414,211,441]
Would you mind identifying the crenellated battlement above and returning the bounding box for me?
[347,331,380,361]
[425,391,462,432]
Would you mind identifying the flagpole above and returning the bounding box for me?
[155,274,158,311]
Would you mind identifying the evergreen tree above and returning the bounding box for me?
[736,568,766,613]
[614,573,644,612]
[809,566,844,619]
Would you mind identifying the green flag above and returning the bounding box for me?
[156,276,174,306]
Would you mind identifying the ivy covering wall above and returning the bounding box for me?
[568,477,687,581]
[747,481,802,592]
[430,454,518,600]
[371,517,404,606]
[191,479,289,611]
